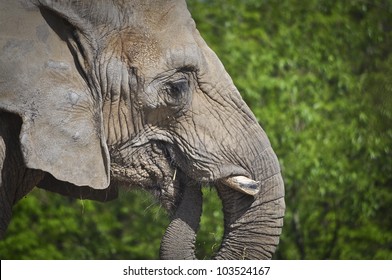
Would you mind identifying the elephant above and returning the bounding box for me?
[0,0,285,259]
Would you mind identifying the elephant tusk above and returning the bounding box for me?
[220,176,261,196]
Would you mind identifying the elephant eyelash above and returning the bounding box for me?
[178,65,197,73]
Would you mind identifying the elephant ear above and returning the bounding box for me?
[0,2,110,189]
[0,73,110,190]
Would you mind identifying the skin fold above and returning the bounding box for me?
[0,0,285,259]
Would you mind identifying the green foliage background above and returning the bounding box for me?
[1,0,391,259]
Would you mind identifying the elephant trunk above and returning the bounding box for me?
[160,147,285,260]
[159,180,202,260]
[214,172,285,259]
[213,145,285,259]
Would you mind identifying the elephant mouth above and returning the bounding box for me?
[109,140,260,216]
[163,144,262,197]
[109,141,181,214]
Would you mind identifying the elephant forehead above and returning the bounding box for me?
[103,33,200,83]
[126,34,161,67]
[102,29,162,69]
[102,1,198,71]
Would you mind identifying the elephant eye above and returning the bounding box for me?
[164,78,189,104]
[166,78,189,101]
[148,69,194,114]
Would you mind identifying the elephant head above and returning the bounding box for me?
[0,0,285,259]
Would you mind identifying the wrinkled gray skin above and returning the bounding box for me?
[0,0,285,259]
